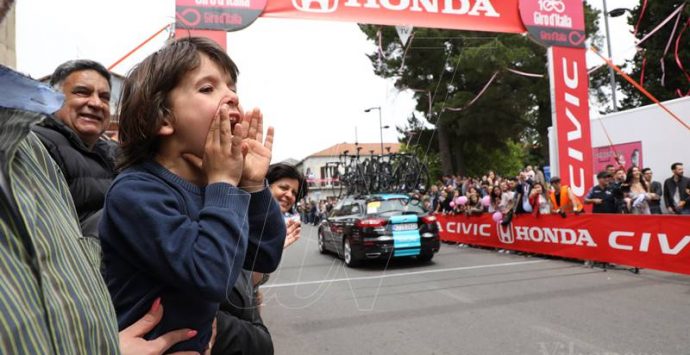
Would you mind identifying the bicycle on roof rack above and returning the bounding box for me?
[332,147,430,198]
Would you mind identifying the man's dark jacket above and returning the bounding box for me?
[213,270,273,355]
[663,175,690,212]
[32,116,116,226]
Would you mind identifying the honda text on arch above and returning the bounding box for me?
[317,194,440,267]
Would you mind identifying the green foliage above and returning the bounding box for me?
[619,2,690,108]
[461,139,527,178]
[399,142,442,183]
[359,4,601,176]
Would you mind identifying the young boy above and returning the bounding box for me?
[99,37,286,353]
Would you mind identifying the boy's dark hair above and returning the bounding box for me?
[550,176,561,184]
[267,163,308,201]
[671,162,683,171]
[117,37,239,171]
[50,59,111,89]
[641,167,651,175]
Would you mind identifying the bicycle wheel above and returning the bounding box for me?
[378,161,393,192]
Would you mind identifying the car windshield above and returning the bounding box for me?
[366,198,426,216]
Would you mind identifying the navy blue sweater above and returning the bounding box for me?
[99,161,286,353]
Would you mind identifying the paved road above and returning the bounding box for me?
[261,225,690,355]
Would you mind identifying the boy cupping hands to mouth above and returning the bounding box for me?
[100,37,286,354]
[183,103,274,194]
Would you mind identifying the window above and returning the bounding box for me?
[366,198,426,216]
[320,165,340,187]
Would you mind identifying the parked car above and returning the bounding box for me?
[317,194,440,267]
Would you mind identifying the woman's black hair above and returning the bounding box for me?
[266,163,308,200]
[625,166,648,192]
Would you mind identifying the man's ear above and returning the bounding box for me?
[157,115,174,136]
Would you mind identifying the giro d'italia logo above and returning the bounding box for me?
[538,0,565,13]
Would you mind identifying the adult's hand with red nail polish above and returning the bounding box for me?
[119,298,201,355]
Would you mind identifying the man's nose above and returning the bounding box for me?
[87,94,106,109]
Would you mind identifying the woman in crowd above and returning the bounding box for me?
[498,181,515,214]
[465,186,484,215]
[488,186,503,213]
[487,170,496,186]
[267,163,308,247]
[529,182,551,216]
[214,163,306,355]
[625,166,653,215]
[451,189,466,214]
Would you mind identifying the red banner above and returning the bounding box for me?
[548,46,593,202]
[436,213,690,275]
[262,0,526,34]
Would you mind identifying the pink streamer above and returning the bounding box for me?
[444,71,499,112]
[637,4,686,47]
[660,6,684,87]
[506,68,544,78]
[674,19,690,86]
[634,0,648,36]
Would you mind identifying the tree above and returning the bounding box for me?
[619,2,690,108]
[359,5,602,177]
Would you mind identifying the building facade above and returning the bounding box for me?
[0,6,15,68]
[297,142,400,201]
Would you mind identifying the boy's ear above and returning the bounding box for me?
[157,116,175,136]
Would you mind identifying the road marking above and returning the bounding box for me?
[263,260,547,289]
[435,288,475,304]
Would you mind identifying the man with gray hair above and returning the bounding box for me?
[33,59,116,232]
[0,0,199,353]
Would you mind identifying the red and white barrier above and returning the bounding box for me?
[435,213,690,275]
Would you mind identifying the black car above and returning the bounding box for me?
[317,194,440,267]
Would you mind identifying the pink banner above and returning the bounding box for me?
[593,141,643,172]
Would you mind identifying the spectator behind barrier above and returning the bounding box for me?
[625,166,654,215]
[585,171,617,214]
[529,182,551,216]
[642,167,663,214]
[548,176,582,216]
[663,163,690,215]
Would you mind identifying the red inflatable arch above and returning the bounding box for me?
[175,0,594,201]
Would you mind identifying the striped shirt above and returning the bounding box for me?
[0,68,119,354]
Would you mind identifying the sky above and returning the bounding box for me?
[16,0,638,162]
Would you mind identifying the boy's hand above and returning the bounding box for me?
[239,108,274,192]
[185,105,245,186]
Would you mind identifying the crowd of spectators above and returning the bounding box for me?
[298,198,337,225]
[295,162,690,228]
[417,165,581,222]
[411,162,690,219]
